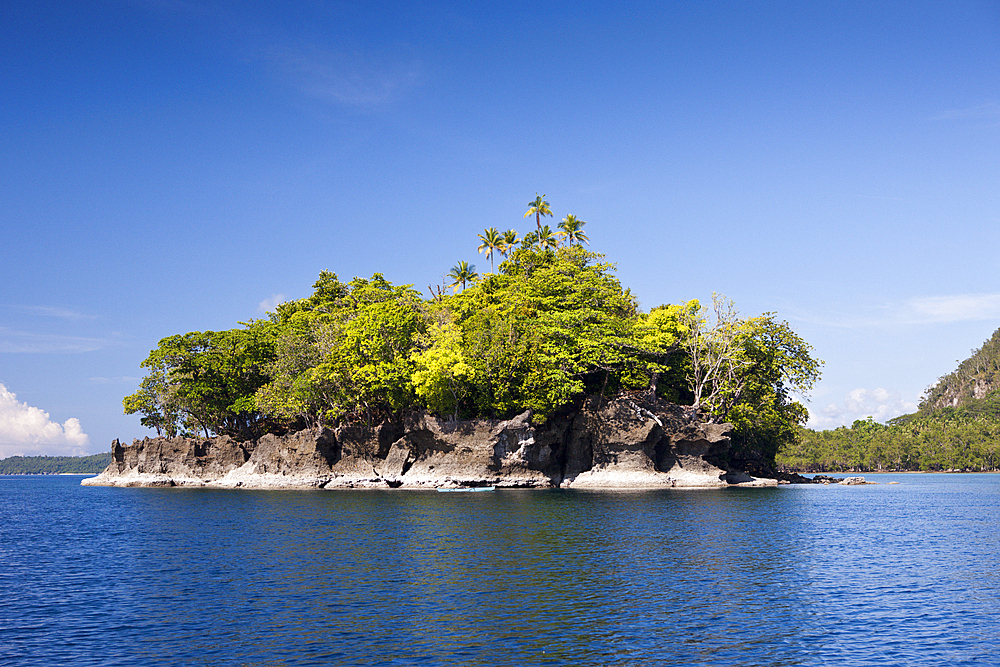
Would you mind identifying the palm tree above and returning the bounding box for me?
[499,229,520,258]
[477,227,503,272]
[537,224,559,250]
[524,193,553,233]
[558,214,589,246]
[446,261,478,292]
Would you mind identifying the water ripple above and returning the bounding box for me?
[1,475,998,665]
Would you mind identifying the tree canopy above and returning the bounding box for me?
[125,196,821,467]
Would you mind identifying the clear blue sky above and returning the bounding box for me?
[3,0,999,456]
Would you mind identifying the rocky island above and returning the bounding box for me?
[99,205,821,491]
[84,394,775,489]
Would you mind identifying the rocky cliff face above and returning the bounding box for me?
[921,326,1000,411]
[83,395,776,489]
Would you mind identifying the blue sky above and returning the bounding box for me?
[2,0,999,456]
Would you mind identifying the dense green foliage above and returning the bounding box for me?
[125,204,821,466]
[779,329,1000,472]
[124,323,279,439]
[0,453,112,474]
[921,327,1000,411]
[778,394,1000,472]
[676,296,822,464]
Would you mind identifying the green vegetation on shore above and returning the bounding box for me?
[0,453,113,475]
[778,327,1000,472]
[124,197,821,468]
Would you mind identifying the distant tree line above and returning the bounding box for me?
[0,453,113,475]
[778,390,1000,472]
[124,197,822,468]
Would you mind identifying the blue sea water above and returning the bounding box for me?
[1,474,998,666]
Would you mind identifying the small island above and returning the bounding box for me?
[86,198,822,489]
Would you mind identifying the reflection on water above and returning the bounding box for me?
[1,475,998,666]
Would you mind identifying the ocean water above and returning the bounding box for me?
[1,474,998,666]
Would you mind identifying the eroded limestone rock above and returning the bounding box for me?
[83,395,776,490]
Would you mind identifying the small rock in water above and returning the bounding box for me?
[838,476,867,485]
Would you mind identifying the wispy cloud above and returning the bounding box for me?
[89,376,141,385]
[0,327,113,353]
[0,383,90,457]
[808,387,918,430]
[269,45,424,109]
[791,293,1000,329]
[933,102,1000,121]
[856,194,905,202]
[123,0,218,19]
[5,305,98,321]
[258,294,287,313]
[900,293,1000,324]
[129,1,425,111]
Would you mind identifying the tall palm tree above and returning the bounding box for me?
[499,229,520,258]
[524,193,553,233]
[446,261,478,292]
[477,227,503,272]
[558,214,589,246]
[537,224,559,250]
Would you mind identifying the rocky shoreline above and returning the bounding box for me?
[83,394,779,490]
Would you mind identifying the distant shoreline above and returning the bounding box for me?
[788,469,1000,475]
[0,452,113,475]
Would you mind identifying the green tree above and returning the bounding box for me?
[447,261,479,292]
[536,224,559,250]
[678,294,746,419]
[499,229,520,259]
[558,214,589,246]
[257,274,425,426]
[123,365,182,437]
[623,301,698,399]
[722,313,823,465]
[453,245,638,419]
[411,321,476,420]
[128,322,279,439]
[253,308,332,429]
[779,388,1000,473]
[675,295,821,466]
[524,193,553,233]
[477,227,503,272]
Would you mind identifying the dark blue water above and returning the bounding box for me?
[1,474,998,666]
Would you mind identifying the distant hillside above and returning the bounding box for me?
[779,326,1000,472]
[0,452,112,475]
[921,326,1000,411]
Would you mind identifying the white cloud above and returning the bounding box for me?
[807,387,917,430]
[270,45,423,109]
[0,383,90,457]
[901,293,1000,324]
[258,294,287,313]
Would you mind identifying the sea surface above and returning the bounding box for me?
[1,474,998,666]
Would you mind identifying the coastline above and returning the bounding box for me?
[83,395,779,491]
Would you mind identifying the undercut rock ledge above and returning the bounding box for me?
[83,395,777,490]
